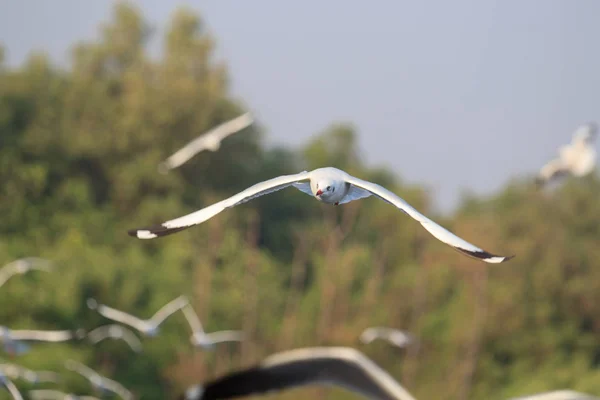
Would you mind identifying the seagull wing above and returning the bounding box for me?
[359,328,379,344]
[205,331,245,344]
[151,296,189,326]
[129,171,310,239]
[65,360,97,381]
[182,347,416,400]
[0,265,19,287]
[344,174,514,264]
[10,330,73,342]
[95,305,147,332]
[119,329,143,353]
[28,390,66,400]
[182,305,205,335]
[3,379,23,400]
[537,158,568,184]
[87,326,113,343]
[209,112,254,142]
[20,258,53,272]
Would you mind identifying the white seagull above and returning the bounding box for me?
[65,360,133,400]
[359,327,413,348]
[87,296,189,337]
[510,390,600,400]
[29,390,101,400]
[129,167,513,264]
[158,112,254,173]
[87,324,143,352]
[0,258,53,288]
[179,346,417,400]
[181,304,244,349]
[536,122,597,186]
[0,363,60,385]
[0,326,84,354]
[0,371,24,400]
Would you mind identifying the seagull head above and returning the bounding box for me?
[313,179,338,201]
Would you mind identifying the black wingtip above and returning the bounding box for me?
[458,248,516,264]
[128,225,191,239]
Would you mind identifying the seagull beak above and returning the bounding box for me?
[316,189,323,196]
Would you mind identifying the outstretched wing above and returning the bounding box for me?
[10,330,74,342]
[344,175,514,264]
[206,331,245,344]
[129,171,310,239]
[181,304,205,335]
[151,296,189,325]
[537,158,568,185]
[94,304,147,332]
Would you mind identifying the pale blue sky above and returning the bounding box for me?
[1,1,599,212]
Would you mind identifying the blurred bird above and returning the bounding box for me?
[65,360,133,400]
[29,389,101,400]
[87,324,143,352]
[0,258,53,288]
[158,112,254,173]
[359,327,413,348]
[510,390,600,400]
[129,167,513,264]
[0,371,23,400]
[179,347,417,400]
[0,326,85,355]
[87,296,188,337]
[536,122,597,186]
[0,363,60,385]
[181,304,244,349]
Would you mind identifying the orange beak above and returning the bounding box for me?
[316,189,323,196]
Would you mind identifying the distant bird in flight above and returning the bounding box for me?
[181,304,244,349]
[0,258,53,288]
[86,324,143,353]
[129,167,513,264]
[0,326,84,355]
[536,122,597,186]
[65,360,133,400]
[87,296,188,337]
[0,370,23,400]
[359,327,413,348]
[179,347,417,400]
[158,112,254,173]
[28,389,101,400]
[0,363,60,385]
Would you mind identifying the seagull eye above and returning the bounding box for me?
[327,186,331,191]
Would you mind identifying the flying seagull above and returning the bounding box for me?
[29,390,101,400]
[0,326,85,355]
[536,122,597,186]
[359,327,413,348]
[0,363,60,385]
[86,296,189,337]
[509,390,600,400]
[87,324,143,352]
[158,112,254,173]
[129,167,513,263]
[179,346,417,400]
[65,360,133,400]
[0,258,53,288]
[181,304,244,349]
[0,371,24,400]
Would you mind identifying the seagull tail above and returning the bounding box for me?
[127,225,190,240]
[455,248,515,264]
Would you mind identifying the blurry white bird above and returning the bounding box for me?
[158,112,254,173]
[510,390,600,400]
[29,389,101,400]
[181,304,244,349]
[0,258,53,288]
[65,360,133,400]
[536,122,597,186]
[0,363,60,385]
[87,324,143,352]
[0,371,23,400]
[87,296,188,337]
[359,327,413,348]
[0,326,84,355]
[179,347,417,400]
[129,167,513,264]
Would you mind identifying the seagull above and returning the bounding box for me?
[87,296,189,337]
[536,122,597,186]
[158,112,254,173]
[181,304,244,349]
[179,346,417,400]
[359,327,413,348]
[0,363,60,385]
[29,390,101,400]
[509,390,600,400]
[0,326,85,355]
[129,167,513,264]
[87,324,143,352]
[65,360,133,400]
[0,371,24,400]
[0,258,52,288]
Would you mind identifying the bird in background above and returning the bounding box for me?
[0,370,24,400]
[129,167,514,264]
[65,360,133,400]
[0,258,53,288]
[359,327,414,349]
[86,296,189,337]
[536,122,597,186]
[29,389,101,400]
[181,304,244,349]
[158,112,254,173]
[0,362,60,385]
[179,346,417,400]
[0,326,85,355]
[86,324,143,353]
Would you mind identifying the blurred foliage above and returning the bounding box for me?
[1,3,600,400]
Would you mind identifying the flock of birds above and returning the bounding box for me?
[2,115,599,400]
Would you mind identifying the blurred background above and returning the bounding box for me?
[1,1,600,399]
